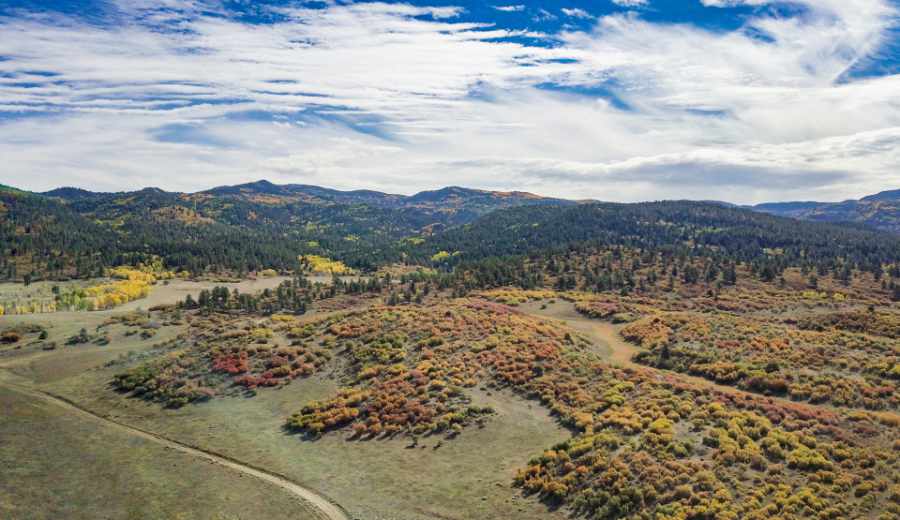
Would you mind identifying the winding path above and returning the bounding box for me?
[0,377,350,520]
[516,300,642,367]
[517,300,814,402]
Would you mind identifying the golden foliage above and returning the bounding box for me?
[300,255,353,274]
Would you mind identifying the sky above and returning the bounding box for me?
[0,0,899,203]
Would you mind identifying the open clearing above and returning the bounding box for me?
[49,366,570,520]
[114,274,367,312]
[0,311,184,384]
[0,372,326,520]
[517,299,640,366]
[114,276,293,312]
[0,308,345,520]
[2,301,570,520]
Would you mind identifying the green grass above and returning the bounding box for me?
[4,303,571,520]
[50,367,570,520]
[0,385,322,520]
[0,312,184,384]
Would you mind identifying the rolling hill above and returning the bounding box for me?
[4,181,900,283]
[1,181,570,280]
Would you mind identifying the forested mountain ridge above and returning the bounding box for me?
[42,180,572,230]
[198,180,573,222]
[406,201,900,284]
[0,185,120,280]
[751,188,900,234]
[1,181,569,280]
[4,181,900,284]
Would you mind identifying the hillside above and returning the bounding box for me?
[4,181,900,520]
[1,181,568,280]
[0,187,119,280]
[4,181,900,284]
[200,180,572,223]
[410,201,900,268]
[751,189,900,234]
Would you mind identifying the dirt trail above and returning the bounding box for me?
[516,300,805,402]
[0,376,349,520]
[517,300,640,365]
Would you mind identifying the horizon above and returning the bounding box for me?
[7,177,898,206]
[2,1,900,204]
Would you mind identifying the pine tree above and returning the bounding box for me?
[722,263,737,286]
[808,275,818,290]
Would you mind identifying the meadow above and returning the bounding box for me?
[2,252,899,519]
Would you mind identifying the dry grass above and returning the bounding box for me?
[0,381,321,520]
[49,368,570,520]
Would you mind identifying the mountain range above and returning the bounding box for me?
[0,180,573,279]
[749,189,900,234]
[36,180,900,235]
[2,179,899,282]
[43,180,570,222]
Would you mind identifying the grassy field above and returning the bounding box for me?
[2,300,570,520]
[0,311,333,520]
[49,367,569,520]
[0,310,183,383]
[112,274,368,312]
[0,273,369,316]
[0,376,323,520]
[113,276,292,312]
[0,279,93,301]
[0,279,95,314]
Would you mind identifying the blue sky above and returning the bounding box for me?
[0,0,898,202]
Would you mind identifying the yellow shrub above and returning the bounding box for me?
[300,255,352,274]
[82,270,154,311]
[431,251,451,262]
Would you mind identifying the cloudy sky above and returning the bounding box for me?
[1,0,898,203]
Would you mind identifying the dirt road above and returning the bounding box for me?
[516,300,640,366]
[515,299,813,403]
[0,376,350,520]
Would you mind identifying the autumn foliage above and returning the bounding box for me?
[111,287,900,519]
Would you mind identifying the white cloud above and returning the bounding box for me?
[319,2,464,19]
[0,0,898,203]
[492,5,525,13]
[700,0,768,7]
[533,8,557,22]
[612,0,649,7]
[561,8,595,19]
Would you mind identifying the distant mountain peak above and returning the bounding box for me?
[137,187,166,194]
[408,186,483,201]
[407,185,549,204]
[244,179,279,190]
[206,179,285,195]
[861,189,900,202]
[42,187,100,199]
[751,188,900,234]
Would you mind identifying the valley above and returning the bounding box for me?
[4,1,900,518]
[1,180,899,520]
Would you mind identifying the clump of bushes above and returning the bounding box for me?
[66,328,92,346]
[1,331,21,344]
